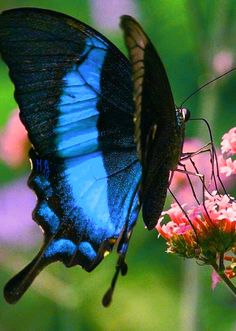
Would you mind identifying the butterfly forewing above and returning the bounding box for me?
[0,8,141,303]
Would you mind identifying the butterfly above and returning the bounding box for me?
[0,8,189,305]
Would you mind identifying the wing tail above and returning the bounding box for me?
[4,248,49,304]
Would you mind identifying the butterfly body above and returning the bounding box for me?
[0,8,187,304]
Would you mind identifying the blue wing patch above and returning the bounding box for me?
[56,38,107,157]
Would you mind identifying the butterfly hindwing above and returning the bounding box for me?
[120,16,185,230]
[0,8,141,303]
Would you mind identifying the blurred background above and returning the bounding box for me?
[0,0,236,330]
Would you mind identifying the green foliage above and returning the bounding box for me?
[0,1,235,330]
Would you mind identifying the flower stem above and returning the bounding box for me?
[212,262,236,297]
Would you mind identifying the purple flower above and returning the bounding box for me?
[0,177,41,247]
[90,0,139,31]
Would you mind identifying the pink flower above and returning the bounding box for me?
[219,155,236,176]
[212,50,234,75]
[156,192,236,259]
[158,129,236,293]
[0,109,29,167]
[219,128,236,177]
[221,127,236,155]
[157,203,192,240]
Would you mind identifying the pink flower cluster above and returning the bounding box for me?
[157,128,236,291]
[156,192,236,260]
[219,127,236,177]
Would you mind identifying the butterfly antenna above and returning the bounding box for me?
[102,255,128,307]
[180,67,236,107]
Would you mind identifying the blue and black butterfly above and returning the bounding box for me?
[0,8,188,305]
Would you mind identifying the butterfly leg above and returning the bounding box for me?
[169,140,228,233]
[180,142,212,161]
[180,137,229,193]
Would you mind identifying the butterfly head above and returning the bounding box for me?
[175,107,190,129]
[181,108,190,122]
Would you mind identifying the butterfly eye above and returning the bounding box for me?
[182,108,190,122]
